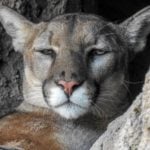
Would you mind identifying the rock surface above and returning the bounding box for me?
[90,69,150,150]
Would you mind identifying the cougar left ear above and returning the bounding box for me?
[0,6,34,53]
[120,6,150,53]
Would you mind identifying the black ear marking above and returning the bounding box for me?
[120,6,150,53]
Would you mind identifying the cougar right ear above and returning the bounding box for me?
[120,6,150,53]
[0,6,34,53]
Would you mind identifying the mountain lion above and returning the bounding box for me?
[0,5,150,150]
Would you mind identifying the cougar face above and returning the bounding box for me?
[23,14,128,119]
[1,6,149,119]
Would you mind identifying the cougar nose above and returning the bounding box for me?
[58,80,79,96]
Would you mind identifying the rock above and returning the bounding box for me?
[90,69,150,150]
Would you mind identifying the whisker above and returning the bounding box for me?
[99,93,121,102]
[25,96,43,100]
[24,93,44,98]
[92,104,105,118]
[122,82,132,96]
[124,80,144,84]
[98,99,117,109]
[24,92,43,95]
[96,104,108,118]
[102,33,117,37]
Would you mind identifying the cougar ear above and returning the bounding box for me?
[0,6,34,52]
[120,6,150,53]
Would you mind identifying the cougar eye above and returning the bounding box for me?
[38,49,56,57]
[90,49,107,56]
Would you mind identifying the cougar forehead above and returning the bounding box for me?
[33,14,116,52]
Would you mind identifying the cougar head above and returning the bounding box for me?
[0,6,150,119]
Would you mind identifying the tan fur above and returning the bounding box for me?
[0,112,63,150]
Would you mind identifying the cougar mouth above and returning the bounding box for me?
[43,88,89,110]
[42,80,92,119]
[53,100,89,109]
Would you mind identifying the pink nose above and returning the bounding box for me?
[58,80,79,96]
